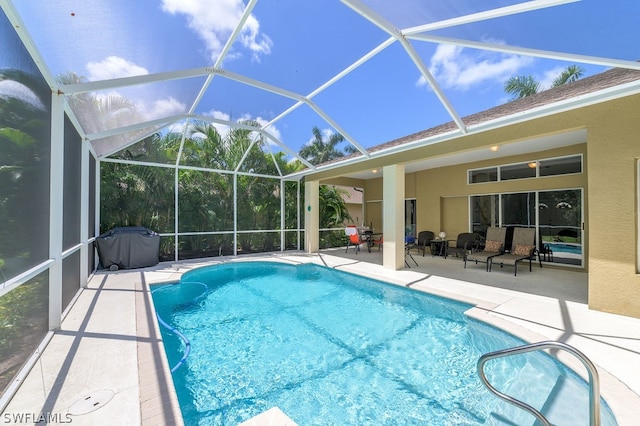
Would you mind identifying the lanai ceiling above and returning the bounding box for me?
[2,0,639,178]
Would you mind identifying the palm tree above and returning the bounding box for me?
[299,126,346,165]
[504,65,585,100]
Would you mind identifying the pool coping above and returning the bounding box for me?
[3,252,639,425]
[135,253,640,425]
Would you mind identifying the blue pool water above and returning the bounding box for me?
[151,261,615,425]
[547,242,582,255]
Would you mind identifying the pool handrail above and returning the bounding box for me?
[477,340,601,426]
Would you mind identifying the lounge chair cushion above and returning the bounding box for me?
[484,240,503,253]
[513,244,534,256]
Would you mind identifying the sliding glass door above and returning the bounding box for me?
[538,189,582,265]
[470,189,582,266]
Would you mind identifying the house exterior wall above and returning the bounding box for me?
[416,144,588,248]
[586,95,640,317]
[308,92,640,319]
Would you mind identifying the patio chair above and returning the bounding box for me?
[345,225,364,254]
[490,227,539,275]
[405,235,418,267]
[446,232,481,259]
[464,227,507,271]
[408,231,434,256]
[371,234,383,251]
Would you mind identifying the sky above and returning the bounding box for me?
[6,0,640,159]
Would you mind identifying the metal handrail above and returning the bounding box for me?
[477,340,601,426]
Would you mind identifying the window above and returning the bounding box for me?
[539,155,582,176]
[471,189,583,266]
[468,154,582,184]
[471,194,499,235]
[500,163,537,180]
[469,168,497,183]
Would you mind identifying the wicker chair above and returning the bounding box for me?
[446,232,481,259]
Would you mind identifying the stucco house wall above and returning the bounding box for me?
[314,91,640,319]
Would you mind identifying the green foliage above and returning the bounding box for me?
[0,69,51,280]
[504,75,540,99]
[319,185,353,228]
[299,126,352,165]
[100,121,356,256]
[504,65,585,101]
[0,278,48,353]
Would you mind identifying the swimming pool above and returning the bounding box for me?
[547,242,582,255]
[151,261,615,425]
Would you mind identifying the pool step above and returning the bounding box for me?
[239,407,298,426]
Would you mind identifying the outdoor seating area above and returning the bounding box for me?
[345,226,550,277]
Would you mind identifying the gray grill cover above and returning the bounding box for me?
[96,227,160,269]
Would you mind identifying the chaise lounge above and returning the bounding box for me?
[490,227,539,275]
[464,227,507,271]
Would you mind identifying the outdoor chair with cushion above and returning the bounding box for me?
[446,232,481,259]
[464,227,507,271]
[490,227,540,275]
[408,231,434,256]
[345,225,364,254]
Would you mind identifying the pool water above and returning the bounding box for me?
[151,261,615,425]
[547,242,582,254]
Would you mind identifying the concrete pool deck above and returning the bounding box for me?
[3,250,640,425]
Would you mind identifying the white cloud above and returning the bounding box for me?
[138,97,187,120]
[0,80,46,110]
[86,56,149,81]
[539,66,566,91]
[161,0,272,62]
[200,110,281,146]
[421,43,534,91]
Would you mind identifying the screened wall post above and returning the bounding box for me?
[95,158,101,266]
[80,138,89,287]
[49,92,64,330]
[280,179,285,252]
[297,181,301,251]
[233,173,238,256]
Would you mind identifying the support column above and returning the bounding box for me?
[382,164,405,270]
[48,92,64,330]
[304,180,319,253]
[79,134,89,287]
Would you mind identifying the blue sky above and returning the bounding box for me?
[8,0,640,158]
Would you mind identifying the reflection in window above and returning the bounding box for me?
[469,168,498,183]
[539,189,582,266]
[500,163,537,180]
[502,192,536,227]
[0,272,49,395]
[470,189,583,266]
[539,155,582,176]
[471,194,499,236]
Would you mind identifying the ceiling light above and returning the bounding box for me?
[528,161,538,168]
[371,169,378,174]
[490,145,499,152]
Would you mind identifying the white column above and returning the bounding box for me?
[382,164,405,270]
[48,92,64,330]
[304,180,319,253]
[79,133,89,286]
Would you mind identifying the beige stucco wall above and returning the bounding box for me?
[416,144,588,245]
[585,96,640,317]
[306,93,640,318]
[352,145,587,242]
